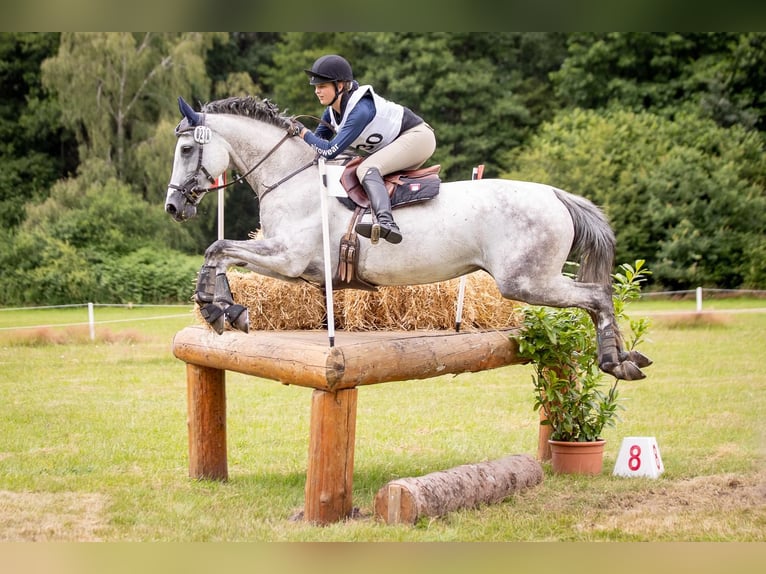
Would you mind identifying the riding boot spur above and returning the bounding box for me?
[355,167,402,244]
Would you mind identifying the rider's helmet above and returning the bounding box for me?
[304,55,354,85]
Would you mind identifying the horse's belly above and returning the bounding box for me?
[355,180,573,285]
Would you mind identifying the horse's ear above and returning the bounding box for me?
[178,96,201,127]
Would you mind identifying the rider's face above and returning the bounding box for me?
[314,81,339,106]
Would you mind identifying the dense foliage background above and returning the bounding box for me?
[1,32,764,305]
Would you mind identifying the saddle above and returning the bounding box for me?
[333,156,442,290]
[338,156,442,210]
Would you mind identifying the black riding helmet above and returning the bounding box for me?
[304,54,353,85]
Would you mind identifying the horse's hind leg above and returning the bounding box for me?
[595,319,646,380]
[499,275,647,380]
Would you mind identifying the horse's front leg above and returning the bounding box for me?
[193,264,249,334]
[195,237,317,334]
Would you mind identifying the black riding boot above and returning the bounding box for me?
[355,167,402,244]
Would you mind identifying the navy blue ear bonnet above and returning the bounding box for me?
[175,96,201,135]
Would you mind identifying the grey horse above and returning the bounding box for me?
[165,96,650,380]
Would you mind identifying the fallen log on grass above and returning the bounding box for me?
[373,454,543,525]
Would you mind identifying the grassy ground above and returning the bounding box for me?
[0,301,764,541]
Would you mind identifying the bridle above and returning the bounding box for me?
[168,113,321,205]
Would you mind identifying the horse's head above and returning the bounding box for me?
[165,96,230,222]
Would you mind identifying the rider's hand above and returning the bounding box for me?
[287,120,305,138]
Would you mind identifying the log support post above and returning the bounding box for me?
[174,328,531,525]
[537,407,552,461]
[186,363,228,481]
[304,388,358,525]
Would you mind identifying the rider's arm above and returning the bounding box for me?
[301,97,375,159]
[313,109,335,140]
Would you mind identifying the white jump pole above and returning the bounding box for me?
[455,164,484,332]
[217,173,225,241]
[317,158,336,347]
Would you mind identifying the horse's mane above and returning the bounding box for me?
[201,96,290,129]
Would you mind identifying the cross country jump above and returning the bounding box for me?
[165,95,651,381]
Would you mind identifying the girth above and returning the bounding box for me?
[334,206,378,291]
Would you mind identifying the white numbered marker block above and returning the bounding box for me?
[613,437,664,478]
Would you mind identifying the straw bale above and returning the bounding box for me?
[193,269,520,332]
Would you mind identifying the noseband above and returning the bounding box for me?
[167,121,219,205]
[168,113,303,205]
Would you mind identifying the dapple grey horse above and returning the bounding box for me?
[165,96,650,380]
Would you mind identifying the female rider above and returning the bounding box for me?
[288,54,436,245]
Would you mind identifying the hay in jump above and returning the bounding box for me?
[208,269,520,332]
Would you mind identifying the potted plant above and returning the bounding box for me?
[514,260,651,474]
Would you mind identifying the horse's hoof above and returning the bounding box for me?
[621,350,653,368]
[210,315,226,335]
[199,303,226,335]
[226,304,249,333]
[612,361,646,381]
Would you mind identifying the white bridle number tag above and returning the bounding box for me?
[193,126,212,145]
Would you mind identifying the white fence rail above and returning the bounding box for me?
[640,287,766,312]
[0,302,192,340]
[2,287,765,341]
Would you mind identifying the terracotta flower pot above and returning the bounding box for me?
[548,439,606,475]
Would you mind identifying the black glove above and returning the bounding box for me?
[287,119,305,137]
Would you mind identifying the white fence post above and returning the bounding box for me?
[696,286,703,312]
[88,302,95,341]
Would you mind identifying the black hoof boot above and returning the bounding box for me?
[226,304,249,333]
[199,303,226,335]
[619,349,653,368]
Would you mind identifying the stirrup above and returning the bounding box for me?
[355,222,402,244]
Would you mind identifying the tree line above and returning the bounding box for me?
[1,32,764,305]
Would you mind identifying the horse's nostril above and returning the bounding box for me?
[165,204,176,214]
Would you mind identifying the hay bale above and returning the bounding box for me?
[200,269,519,332]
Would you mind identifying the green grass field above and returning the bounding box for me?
[0,300,764,541]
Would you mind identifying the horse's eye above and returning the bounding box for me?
[181,144,194,155]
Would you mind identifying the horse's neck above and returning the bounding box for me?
[210,115,314,181]
[209,114,319,217]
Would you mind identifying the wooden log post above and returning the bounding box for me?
[304,388,358,524]
[373,454,543,525]
[538,408,552,461]
[186,363,228,481]
[173,327,532,524]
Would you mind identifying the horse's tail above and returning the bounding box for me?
[552,188,615,285]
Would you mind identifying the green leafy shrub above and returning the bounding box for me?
[514,260,651,442]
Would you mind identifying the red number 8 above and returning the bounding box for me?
[628,445,642,471]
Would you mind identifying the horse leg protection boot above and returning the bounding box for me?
[355,167,402,244]
[212,272,249,333]
[194,265,216,304]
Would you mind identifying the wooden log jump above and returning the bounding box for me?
[172,325,531,525]
[374,454,543,525]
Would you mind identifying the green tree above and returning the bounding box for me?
[22,158,196,258]
[267,32,567,180]
[501,108,766,289]
[552,32,766,133]
[1,158,201,305]
[0,32,78,230]
[41,32,224,197]
[693,33,766,131]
